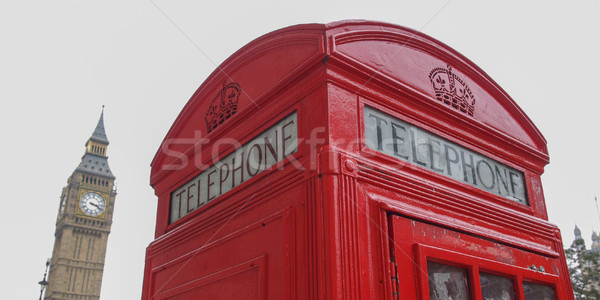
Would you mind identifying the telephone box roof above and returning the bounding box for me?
[151,20,548,184]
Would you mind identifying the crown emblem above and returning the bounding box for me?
[429,65,475,116]
[205,81,242,133]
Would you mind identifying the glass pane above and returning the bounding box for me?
[427,261,471,300]
[523,282,557,300]
[480,272,516,300]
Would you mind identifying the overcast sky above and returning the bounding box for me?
[1,1,599,299]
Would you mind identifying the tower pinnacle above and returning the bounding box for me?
[78,108,114,178]
[90,107,109,144]
[575,225,582,240]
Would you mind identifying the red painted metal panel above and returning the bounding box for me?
[142,20,572,300]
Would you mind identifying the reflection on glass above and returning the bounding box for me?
[427,261,471,300]
[480,272,515,300]
[523,282,557,300]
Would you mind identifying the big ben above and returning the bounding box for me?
[45,108,117,300]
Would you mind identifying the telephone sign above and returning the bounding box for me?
[365,106,527,204]
[170,112,297,222]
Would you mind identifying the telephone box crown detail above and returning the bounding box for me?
[429,64,476,116]
[205,81,242,133]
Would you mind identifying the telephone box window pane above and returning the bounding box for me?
[523,282,557,300]
[427,261,471,300]
[479,272,516,300]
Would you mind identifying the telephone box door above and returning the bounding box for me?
[389,214,567,300]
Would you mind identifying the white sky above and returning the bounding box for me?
[1,1,598,299]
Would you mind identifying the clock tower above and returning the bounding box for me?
[44,109,117,300]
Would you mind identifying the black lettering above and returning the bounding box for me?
[476,160,495,190]
[247,144,263,177]
[460,151,477,184]
[264,132,279,164]
[206,169,217,201]
[219,163,230,195]
[495,165,509,196]
[186,183,196,213]
[369,113,388,151]
[509,171,521,198]
[391,122,409,159]
[410,129,427,167]
[281,120,295,156]
[174,189,186,219]
[428,138,444,172]
[444,144,459,176]
[231,152,244,188]
[196,178,203,207]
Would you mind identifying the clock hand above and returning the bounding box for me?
[90,202,100,209]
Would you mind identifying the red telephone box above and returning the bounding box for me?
[142,20,573,299]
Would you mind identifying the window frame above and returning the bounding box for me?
[413,243,561,300]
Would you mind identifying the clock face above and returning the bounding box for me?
[80,192,106,216]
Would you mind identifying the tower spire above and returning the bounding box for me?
[90,106,109,144]
[78,107,114,178]
[575,224,582,240]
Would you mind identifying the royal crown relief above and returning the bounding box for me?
[205,81,242,133]
[429,64,476,116]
